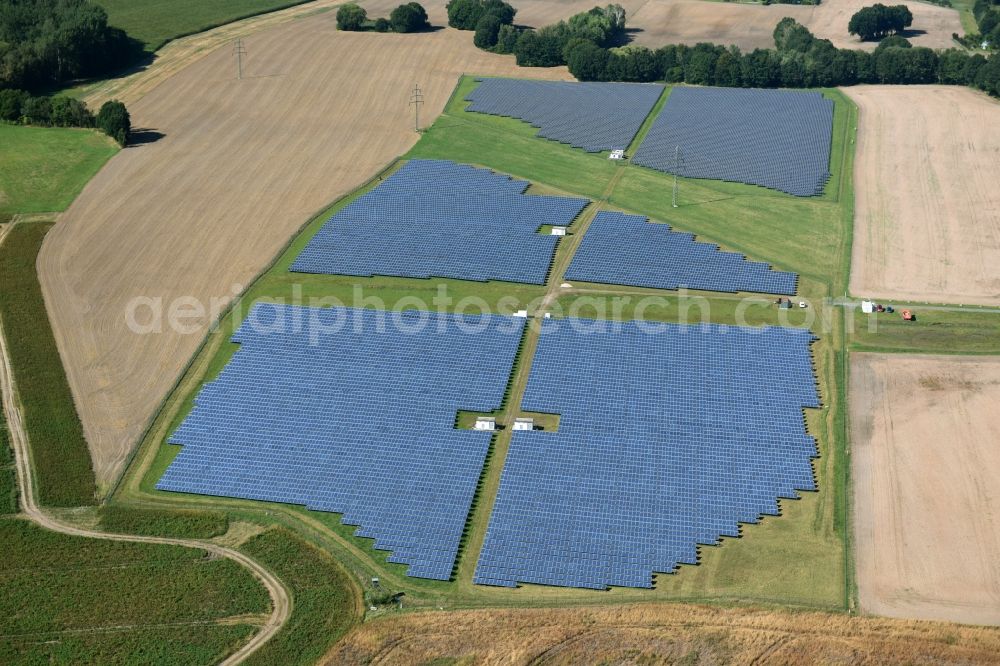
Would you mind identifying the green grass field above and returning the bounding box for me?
[0,125,118,215]
[112,77,860,614]
[98,505,229,538]
[239,528,360,666]
[0,223,96,506]
[94,0,314,51]
[0,518,269,665]
[848,305,1000,355]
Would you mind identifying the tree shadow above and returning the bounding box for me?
[127,128,165,147]
[618,27,645,46]
[898,28,928,38]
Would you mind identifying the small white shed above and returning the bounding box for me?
[512,417,534,431]
[474,416,496,431]
[551,226,567,236]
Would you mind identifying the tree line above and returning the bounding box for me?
[456,4,999,99]
[0,89,131,145]
[0,0,141,91]
[336,2,431,33]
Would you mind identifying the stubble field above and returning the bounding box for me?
[851,353,1000,625]
[847,86,1000,306]
[323,602,1000,664]
[39,17,569,489]
[361,0,962,51]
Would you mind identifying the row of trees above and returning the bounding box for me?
[336,2,431,33]
[0,0,141,91]
[0,89,131,145]
[559,18,1000,98]
[847,3,913,41]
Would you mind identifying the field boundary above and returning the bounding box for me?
[0,291,293,665]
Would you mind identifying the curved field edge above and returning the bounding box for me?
[111,77,859,614]
[0,518,269,664]
[94,0,320,52]
[0,125,119,216]
[0,222,298,664]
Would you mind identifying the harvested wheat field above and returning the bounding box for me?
[848,86,1000,306]
[360,0,961,51]
[39,18,570,488]
[851,353,1000,625]
[324,602,1000,664]
[627,0,960,50]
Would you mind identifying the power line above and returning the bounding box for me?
[409,83,424,132]
[234,39,247,80]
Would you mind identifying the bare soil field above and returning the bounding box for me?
[848,86,1000,306]
[360,0,961,51]
[324,602,1000,664]
[851,353,1000,625]
[39,18,569,488]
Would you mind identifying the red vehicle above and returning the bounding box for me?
[902,309,914,321]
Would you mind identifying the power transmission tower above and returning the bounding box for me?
[409,83,424,132]
[671,146,682,208]
[234,39,247,80]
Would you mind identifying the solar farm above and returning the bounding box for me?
[158,304,526,580]
[141,73,850,604]
[632,87,834,196]
[14,0,1000,658]
[291,159,588,285]
[566,211,798,295]
[465,79,664,152]
[475,321,819,590]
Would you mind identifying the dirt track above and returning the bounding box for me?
[40,17,569,489]
[848,86,1000,306]
[0,303,291,665]
[851,353,1000,625]
[323,602,1000,664]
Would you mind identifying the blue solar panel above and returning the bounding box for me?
[465,79,664,153]
[474,320,819,590]
[566,211,798,295]
[291,159,589,285]
[157,304,526,581]
[632,87,834,197]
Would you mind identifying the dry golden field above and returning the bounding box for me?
[39,16,569,488]
[848,86,1000,306]
[851,353,1000,626]
[324,603,1000,664]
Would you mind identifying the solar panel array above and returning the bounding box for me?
[474,320,819,590]
[566,211,797,295]
[291,159,588,285]
[632,87,834,197]
[157,303,526,581]
[465,79,664,153]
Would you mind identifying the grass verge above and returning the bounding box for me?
[239,527,360,666]
[0,386,15,515]
[98,505,229,539]
[0,223,96,506]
